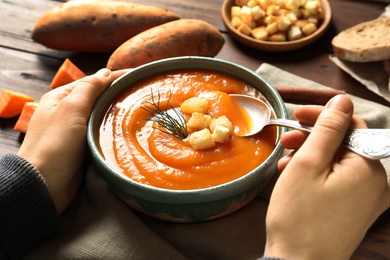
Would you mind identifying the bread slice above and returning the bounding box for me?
[332,17,390,62]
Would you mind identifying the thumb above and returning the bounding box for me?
[295,95,354,172]
[67,68,114,108]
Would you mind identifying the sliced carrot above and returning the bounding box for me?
[50,58,86,88]
[14,102,39,133]
[0,89,35,118]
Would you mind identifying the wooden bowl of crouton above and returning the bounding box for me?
[221,0,332,51]
[87,56,287,223]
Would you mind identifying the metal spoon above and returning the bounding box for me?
[230,94,390,160]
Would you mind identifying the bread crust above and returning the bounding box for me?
[332,17,390,62]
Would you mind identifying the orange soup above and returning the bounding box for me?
[98,69,278,190]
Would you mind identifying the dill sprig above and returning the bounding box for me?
[141,90,188,139]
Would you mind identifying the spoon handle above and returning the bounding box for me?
[269,119,390,160]
[343,129,390,160]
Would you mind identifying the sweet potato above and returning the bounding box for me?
[106,19,225,70]
[50,58,86,88]
[32,0,180,52]
[14,102,39,133]
[0,90,34,118]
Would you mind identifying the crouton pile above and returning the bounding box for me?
[180,97,234,150]
[230,0,324,42]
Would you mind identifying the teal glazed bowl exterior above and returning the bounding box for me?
[87,56,287,223]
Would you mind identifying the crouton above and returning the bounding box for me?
[209,116,233,134]
[189,129,215,150]
[211,125,230,143]
[180,97,209,114]
[188,112,212,130]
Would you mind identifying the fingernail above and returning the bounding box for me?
[325,94,352,114]
[96,68,112,78]
[278,155,290,164]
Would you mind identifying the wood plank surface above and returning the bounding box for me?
[1,0,390,259]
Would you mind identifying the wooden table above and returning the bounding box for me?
[1,0,389,259]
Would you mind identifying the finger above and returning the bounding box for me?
[38,69,111,105]
[71,68,113,99]
[63,68,114,114]
[280,130,309,150]
[38,82,74,106]
[278,152,295,172]
[295,103,368,130]
[40,68,132,106]
[294,95,354,172]
[112,68,133,79]
[294,105,323,126]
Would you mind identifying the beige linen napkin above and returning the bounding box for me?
[26,64,390,260]
[258,64,390,179]
[329,4,390,102]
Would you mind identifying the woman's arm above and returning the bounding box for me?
[0,69,127,259]
[264,95,390,259]
[0,154,56,259]
[17,68,116,215]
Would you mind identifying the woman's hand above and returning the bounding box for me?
[264,95,390,259]
[17,68,127,215]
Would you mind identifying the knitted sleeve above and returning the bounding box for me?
[0,154,57,259]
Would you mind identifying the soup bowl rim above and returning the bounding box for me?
[87,56,287,204]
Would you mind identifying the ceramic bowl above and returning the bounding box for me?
[87,56,287,223]
[221,0,332,51]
